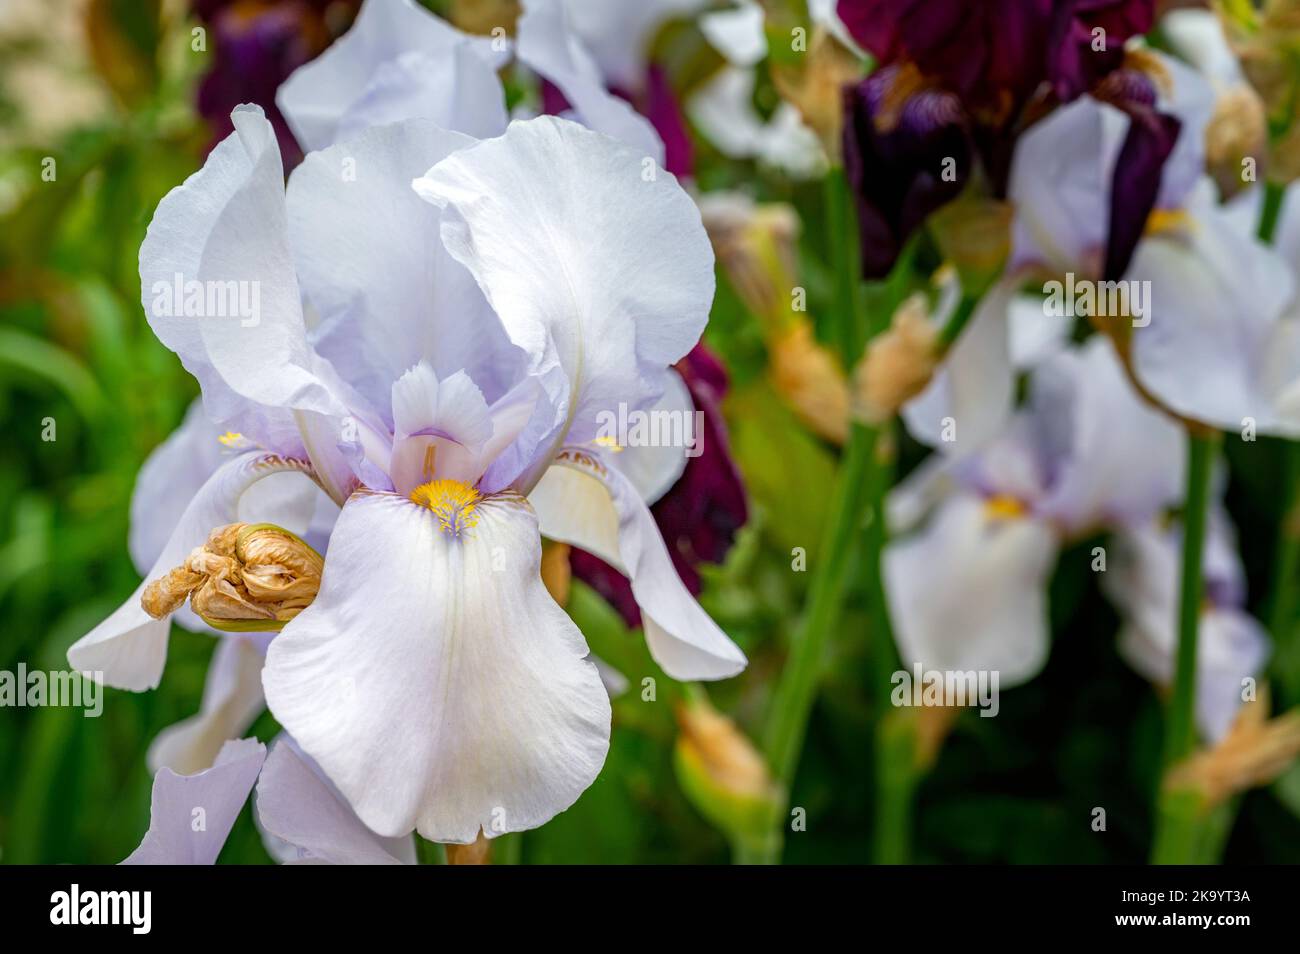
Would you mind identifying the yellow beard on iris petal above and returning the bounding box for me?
[410,478,482,536]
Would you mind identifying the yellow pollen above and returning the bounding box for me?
[410,479,481,535]
[1144,208,1194,238]
[984,495,1027,521]
[218,431,246,447]
[593,435,624,453]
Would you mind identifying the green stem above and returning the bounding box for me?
[1258,180,1286,244]
[936,293,980,352]
[1268,445,1300,703]
[757,422,875,862]
[1161,432,1219,770]
[873,708,917,864]
[1151,431,1218,863]
[862,420,913,863]
[824,166,865,366]
[763,423,873,784]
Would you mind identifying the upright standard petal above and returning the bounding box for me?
[277,0,507,152]
[141,104,351,440]
[122,738,266,865]
[68,452,319,690]
[287,119,529,418]
[529,447,747,680]
[263,491,611,843]
[517,0,665,163]
[414,115,715,481]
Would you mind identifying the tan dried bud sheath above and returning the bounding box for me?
[772,322,852,445]
[1166,690,1300,808]
[675,696,775,802]
[141,523,323,632]
[852,293,940,425]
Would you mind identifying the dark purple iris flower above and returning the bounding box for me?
[194,0,354,168]
[571,345,748,628]
[837,0,1159,279]
[842,66,972,279]
[837,0,1056,125]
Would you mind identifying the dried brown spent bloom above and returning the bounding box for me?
[141,523,323,631]
[1166,689,1300,807]
[700,195,802,334]
[771,27,865,161]
[771,321,852,445]
[852,293,939,425]
[1206,84,1268,194]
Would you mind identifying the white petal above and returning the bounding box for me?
[1129,202,1296,433]
[414,115,714,483]
[884,494,1057,686]
[1031,338,1186,533]
[688,67,825,178]
[1162,9,1244,86]
[529,448,747,679]
[1154,53,1216,211]
[122,738,265,865]
[1008,293,1071,369]
[287,118,528,415]
[147,638,266,776]
[334,48,508,144]
[262,491,610,843]
[604,368,693,504]
[1008,96,1117,277]
[1105,523,1269,742]
[517,0,665,162]
[277,0,507,152]
[553,0,708,91]
[700,1,767,67]
[902,277,1018,456]
[129,399,227,575]
[68,452,319,690]
[141,105,350,431]
[255,736,416,865]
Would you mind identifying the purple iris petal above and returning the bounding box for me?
[838,0,1152,121]
[643,65,694,178]
[843,67,971,278]
[837,0,1055,122]
[1049,0,1156,103]
[1099,69,1181,281]
[571,345,749,629]
[540,78,572,116]
[1103,109,1180,281]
